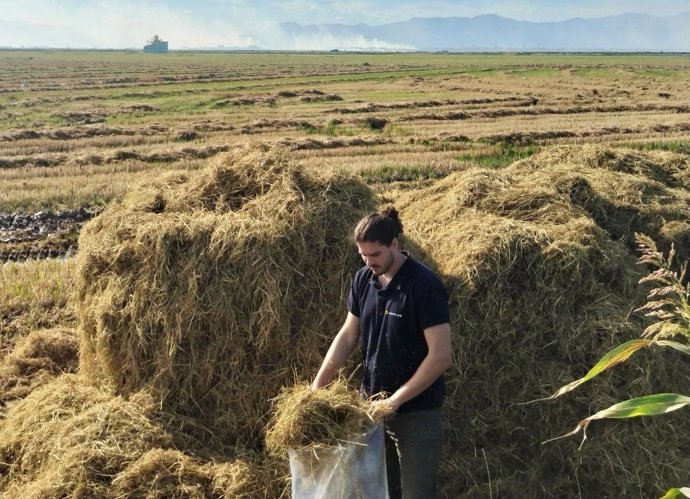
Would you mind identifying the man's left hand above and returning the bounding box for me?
[368,398,399,420]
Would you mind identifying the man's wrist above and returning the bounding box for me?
[388,392,405,411]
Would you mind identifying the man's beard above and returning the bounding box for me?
[371,252,394,276]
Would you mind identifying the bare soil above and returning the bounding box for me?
[0,207,100,262]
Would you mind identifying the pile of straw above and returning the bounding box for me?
[0,327,78,417]
[0,375,281,498]
[75,145,374,446]
[396,144,690,497]
[265,380,373,454]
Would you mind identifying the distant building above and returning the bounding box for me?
[144,35,168,53]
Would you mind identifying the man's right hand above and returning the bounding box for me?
[310,312,360,393]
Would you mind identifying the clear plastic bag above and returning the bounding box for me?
[288,422,389,499]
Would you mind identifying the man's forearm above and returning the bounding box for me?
[384,323,453,409]
[311,329,358,390]
[387,350,452,410]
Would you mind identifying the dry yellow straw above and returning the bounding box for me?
[265,380,375,454]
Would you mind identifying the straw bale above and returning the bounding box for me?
[394,144,690,497]
[75,145,375,446]
[265,380,374,454]
[0,327,78,417]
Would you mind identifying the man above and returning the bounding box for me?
[311,207,453,499]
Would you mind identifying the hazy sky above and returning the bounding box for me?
[0,0,688,49]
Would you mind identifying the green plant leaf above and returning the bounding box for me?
[533,339,653,401]
[543,393,690,448]
[660,487,690,499]
[590,393,690,419]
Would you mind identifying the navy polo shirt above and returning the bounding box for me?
[347,253,450,412]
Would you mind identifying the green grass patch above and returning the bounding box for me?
[0,190,113,213]
[622,140,690,156]
[0,258,74,305]
[458,144,539,168]
[301,120,359,136]
[0,112,66,131]
[571,68,622,78]
[461,67,504,77]
[383,124,414,137]
[301,121,337,136]
[359,164,449,183]
[322,121,339,136]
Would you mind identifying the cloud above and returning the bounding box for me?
[266,0,690,24]
[0,1,253,48]
[76,3,252,48]
[1,0,688,49]
[0,19,94,48]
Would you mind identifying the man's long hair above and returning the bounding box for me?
[353,206,404,246]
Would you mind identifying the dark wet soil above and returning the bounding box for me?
[0,207,101,262]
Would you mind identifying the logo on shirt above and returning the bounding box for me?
[384,309,403,318]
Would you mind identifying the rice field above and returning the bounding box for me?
[2,51,688,294]
[1,50,690,498]
[1,51,688,214]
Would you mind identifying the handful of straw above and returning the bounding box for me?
[264,380,374,454]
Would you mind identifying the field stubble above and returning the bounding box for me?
[1,53,688,214]
[1,50,690,497]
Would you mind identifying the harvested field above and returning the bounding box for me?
[1,52,688,222]
[277,135,396,150]
[1,258,76,358]
[1,51,689,498]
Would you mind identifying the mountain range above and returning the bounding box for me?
[268,13,690,51]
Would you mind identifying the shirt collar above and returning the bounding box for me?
[370,251,411,290]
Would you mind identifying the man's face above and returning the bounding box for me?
[356,239,397,276]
